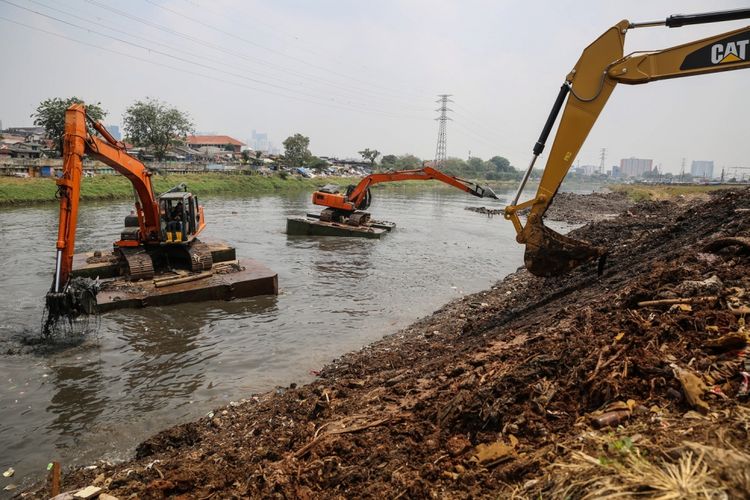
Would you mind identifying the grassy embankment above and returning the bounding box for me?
[0,174,522,205]
[611,183,737,202]
[0,174,360,205]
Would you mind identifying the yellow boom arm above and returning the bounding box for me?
[505,8,750,276]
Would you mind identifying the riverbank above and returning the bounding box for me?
[611,183,741,202]
[25,188,750,498]
[0,171,602,206]
[0,174,359,205]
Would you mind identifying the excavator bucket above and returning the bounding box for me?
[470,183,499,199]
[42,278,99,335]
[523,218,607,277]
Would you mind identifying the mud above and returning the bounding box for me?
[467,191,634,222]
[25,189,750,499]
[542,191,634,223]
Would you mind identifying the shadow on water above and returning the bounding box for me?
[285,235,375,284]
[46,361,108,442]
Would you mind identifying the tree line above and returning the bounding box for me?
[284,134,519,180]
[31,97,519,180]
[32,97,193,161]
[380,154,518,180]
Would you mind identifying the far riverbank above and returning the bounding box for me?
[0,173,526,206]
[0,173,352,206]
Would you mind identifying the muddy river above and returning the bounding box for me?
[0,185,589,490]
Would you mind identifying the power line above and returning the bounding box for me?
[145,0,430,101]
[451,122,499,149]
[451,103,508,139]
[24,0,430,114]
[451,118,501,148]
[187,0,434,98]
[85,0,430,108]
[1,1,429,120]
[0,15,430,121]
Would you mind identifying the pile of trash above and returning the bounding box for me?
[27,189,750,498]
[465,206,504,217]
[537,191,634,224]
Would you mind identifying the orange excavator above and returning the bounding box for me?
[504,7,750,277]
[311,166,497,226]
[44,103,212,329]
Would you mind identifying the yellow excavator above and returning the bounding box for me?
[505,7,750,277]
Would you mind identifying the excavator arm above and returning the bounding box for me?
[313,166,497,212]
[505,8,750,277]
[50,103,160,296]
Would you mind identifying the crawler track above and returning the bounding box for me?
[118,247,154,281]
[187,241,213,272]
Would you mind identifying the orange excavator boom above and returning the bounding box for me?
[51,103,160,294]
[312,166,497,212]
[45,103,209,333]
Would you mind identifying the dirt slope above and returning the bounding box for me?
[29,190,750,499]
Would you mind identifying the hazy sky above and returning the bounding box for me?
[0,0,748,174]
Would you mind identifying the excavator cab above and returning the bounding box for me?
[119,185,204,244]
[159,192,201,243]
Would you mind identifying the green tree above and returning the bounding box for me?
[394,154,421,170]
[282,133,312,168]
[440,157,469,176]
[358,148,380,166]
[32,97,107,155]
[380,154,398,168]
[489,155,513,172]
[467,156,485,174]
[308,156,329,171]
[123,98,193,161]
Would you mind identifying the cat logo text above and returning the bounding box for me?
[710,39,749,64]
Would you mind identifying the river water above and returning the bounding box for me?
[0,185,589,490]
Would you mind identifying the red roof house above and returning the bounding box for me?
[187,135,245,153]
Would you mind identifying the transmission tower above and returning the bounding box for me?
[680,157,686,181]
[599,148,607,174]
[434,94,453,167]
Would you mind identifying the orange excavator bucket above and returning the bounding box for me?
[522,215,607,277]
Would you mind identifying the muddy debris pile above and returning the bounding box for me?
[465,206,504,217]
[31,189,750,499]
[465,191,633,221]
[541,191,634,223]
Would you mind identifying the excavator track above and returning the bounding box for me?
[118,247,154,281]
[347,211,371,226]
[319,208,337,223]
[187,241,213,272]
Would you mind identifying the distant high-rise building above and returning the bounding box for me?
[106,125,121,141]
[250,130,270,152]
[619,157,653,178]
[690,160,714,179]
[580,164,598,175]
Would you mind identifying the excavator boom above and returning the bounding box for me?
[50,104,160,294]
[313,166,497,213]
[505,8,750,276]
[45,103,208,333]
